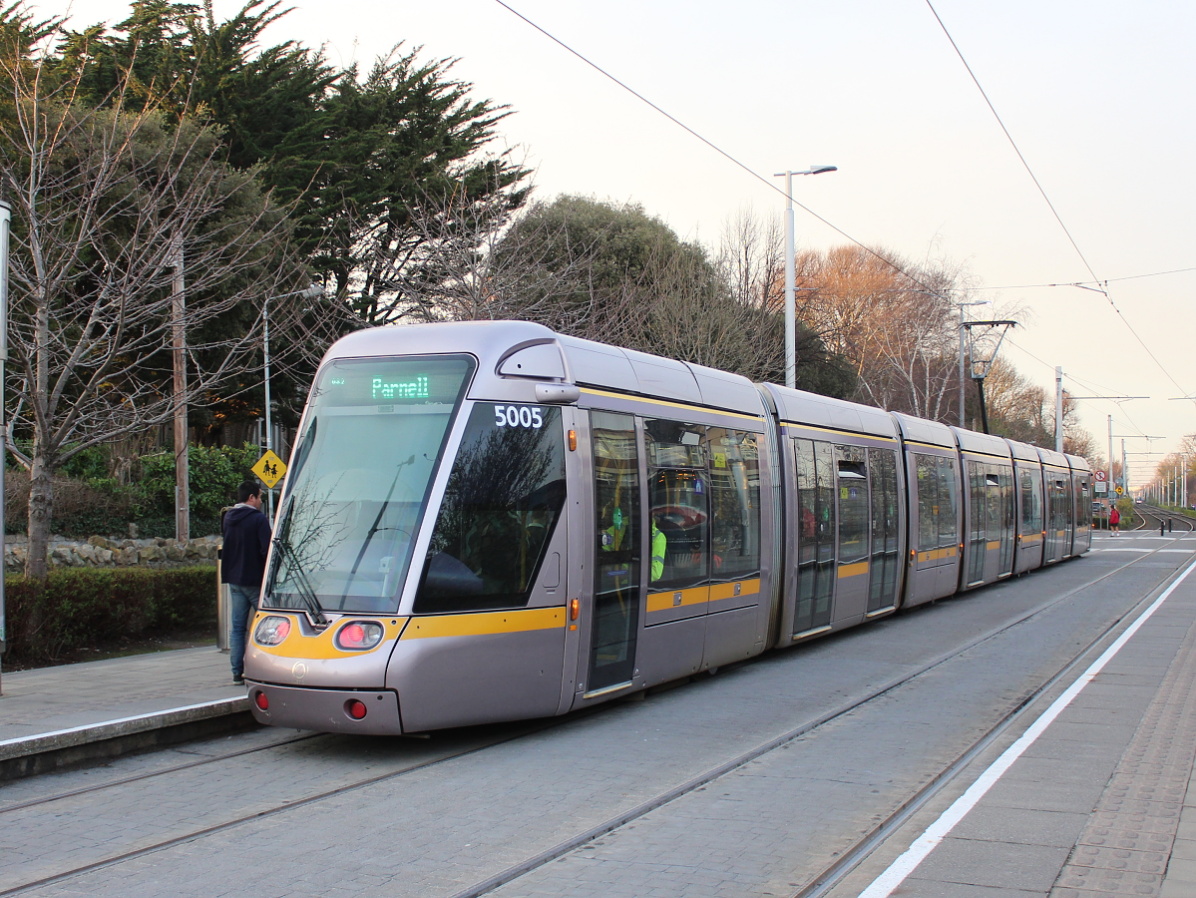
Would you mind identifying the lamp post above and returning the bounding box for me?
[774,165,836,389]
[261,284,322,519]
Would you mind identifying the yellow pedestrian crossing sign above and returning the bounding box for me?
[252,450,287,489]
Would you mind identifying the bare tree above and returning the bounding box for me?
[0,56,300,579]
[782,245,968,418]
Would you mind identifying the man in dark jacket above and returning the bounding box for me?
[223,480,272,685]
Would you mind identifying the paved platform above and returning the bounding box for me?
[0,646,250,781]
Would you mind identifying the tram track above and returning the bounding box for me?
[791,536,1196,898]
[0,719,556,896]
[452,539,1196,898]
[4,540,1192,898]
[1133,503,1195,534]
[0,731,322,815]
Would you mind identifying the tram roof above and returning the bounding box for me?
[324,320,765,416]
[890,411,955,449]
[761,383,898,439]
[950,426,1014,460]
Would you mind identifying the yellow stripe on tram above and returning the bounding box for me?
[646,585,709,613]
[709,578,762,603]
[837,561,869,579]
[402,607,566,640]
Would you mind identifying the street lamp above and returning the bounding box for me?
[774,165,837,389]
[262,284,322,518]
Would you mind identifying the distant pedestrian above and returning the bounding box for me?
[222,480,272,685]
[1109,505,1120,536]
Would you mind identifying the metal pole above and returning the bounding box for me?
[263,294,274,520]
[1055,367,1064,453]
[172,237,189,541]
[1107,416,1114,506]
[783,172,795,389]
[959,321,966,428]
[1122,439,1127,505]
[0,200,10,693]
[774,166,835,390]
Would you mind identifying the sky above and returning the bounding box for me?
[54,0,1196,488]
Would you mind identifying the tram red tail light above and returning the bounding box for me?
[346,699,368,720]
[336,621,384,651]
[254,616,292,646]
[254,690,269,711]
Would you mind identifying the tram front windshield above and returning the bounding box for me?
[264,355,474,615]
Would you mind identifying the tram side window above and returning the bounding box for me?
[415,403,566,613]
[916,455,936,549]
[938,456,959,546]
[707,428,762,580]
[968,464,986,541]
[985,469,1006,535]
[795,439,817,565]
[915,453,958,550]
[836,446,869,564]
[647,419,709,589]
[814,441,836,561]
[596,416,640,566]
[1020,469,1043,532]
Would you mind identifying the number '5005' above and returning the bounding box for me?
[494,405,544,429]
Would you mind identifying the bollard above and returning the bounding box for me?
[1161,520,1166,536]
[216,547,231,652]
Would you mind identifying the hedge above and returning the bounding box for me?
[3,566,219,668]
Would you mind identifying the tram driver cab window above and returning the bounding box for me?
[415,402,567,613]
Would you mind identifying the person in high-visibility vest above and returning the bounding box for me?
[650,518,666,582]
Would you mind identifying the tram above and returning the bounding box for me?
[244,320,1091,735]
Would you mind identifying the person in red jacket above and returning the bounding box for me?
[1109,505,1120,537]
[222,481,272,684]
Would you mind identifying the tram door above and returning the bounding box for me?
[587,411,641,693]
[793,439,835,636]
[867,449,901,613]
[1044,476,1068,564]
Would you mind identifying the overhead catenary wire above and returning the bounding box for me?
[491,0,949,301]
[924,0,1191,402]
[496,0,1191,427]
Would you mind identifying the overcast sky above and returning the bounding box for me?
[57,0,1196,486]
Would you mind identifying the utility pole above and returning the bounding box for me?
[171,236,189,541]
[0,200,10,695]
[1055,367,1064,453]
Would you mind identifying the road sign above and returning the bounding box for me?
[1094,471,1107,482]
[1115,486,1123,495]
[252,450,287,489]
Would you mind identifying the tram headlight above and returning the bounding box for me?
[254,615,292,646]
[335,620,385,651]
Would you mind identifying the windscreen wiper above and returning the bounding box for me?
[268,497,328,628]
[276,536,329,628]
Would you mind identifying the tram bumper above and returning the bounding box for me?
[246,680,403,735]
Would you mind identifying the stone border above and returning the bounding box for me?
[3,535,222,571]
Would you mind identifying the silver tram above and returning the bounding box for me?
[244,321,1091,735]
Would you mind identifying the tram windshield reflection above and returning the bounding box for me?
[263,355,474,615]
